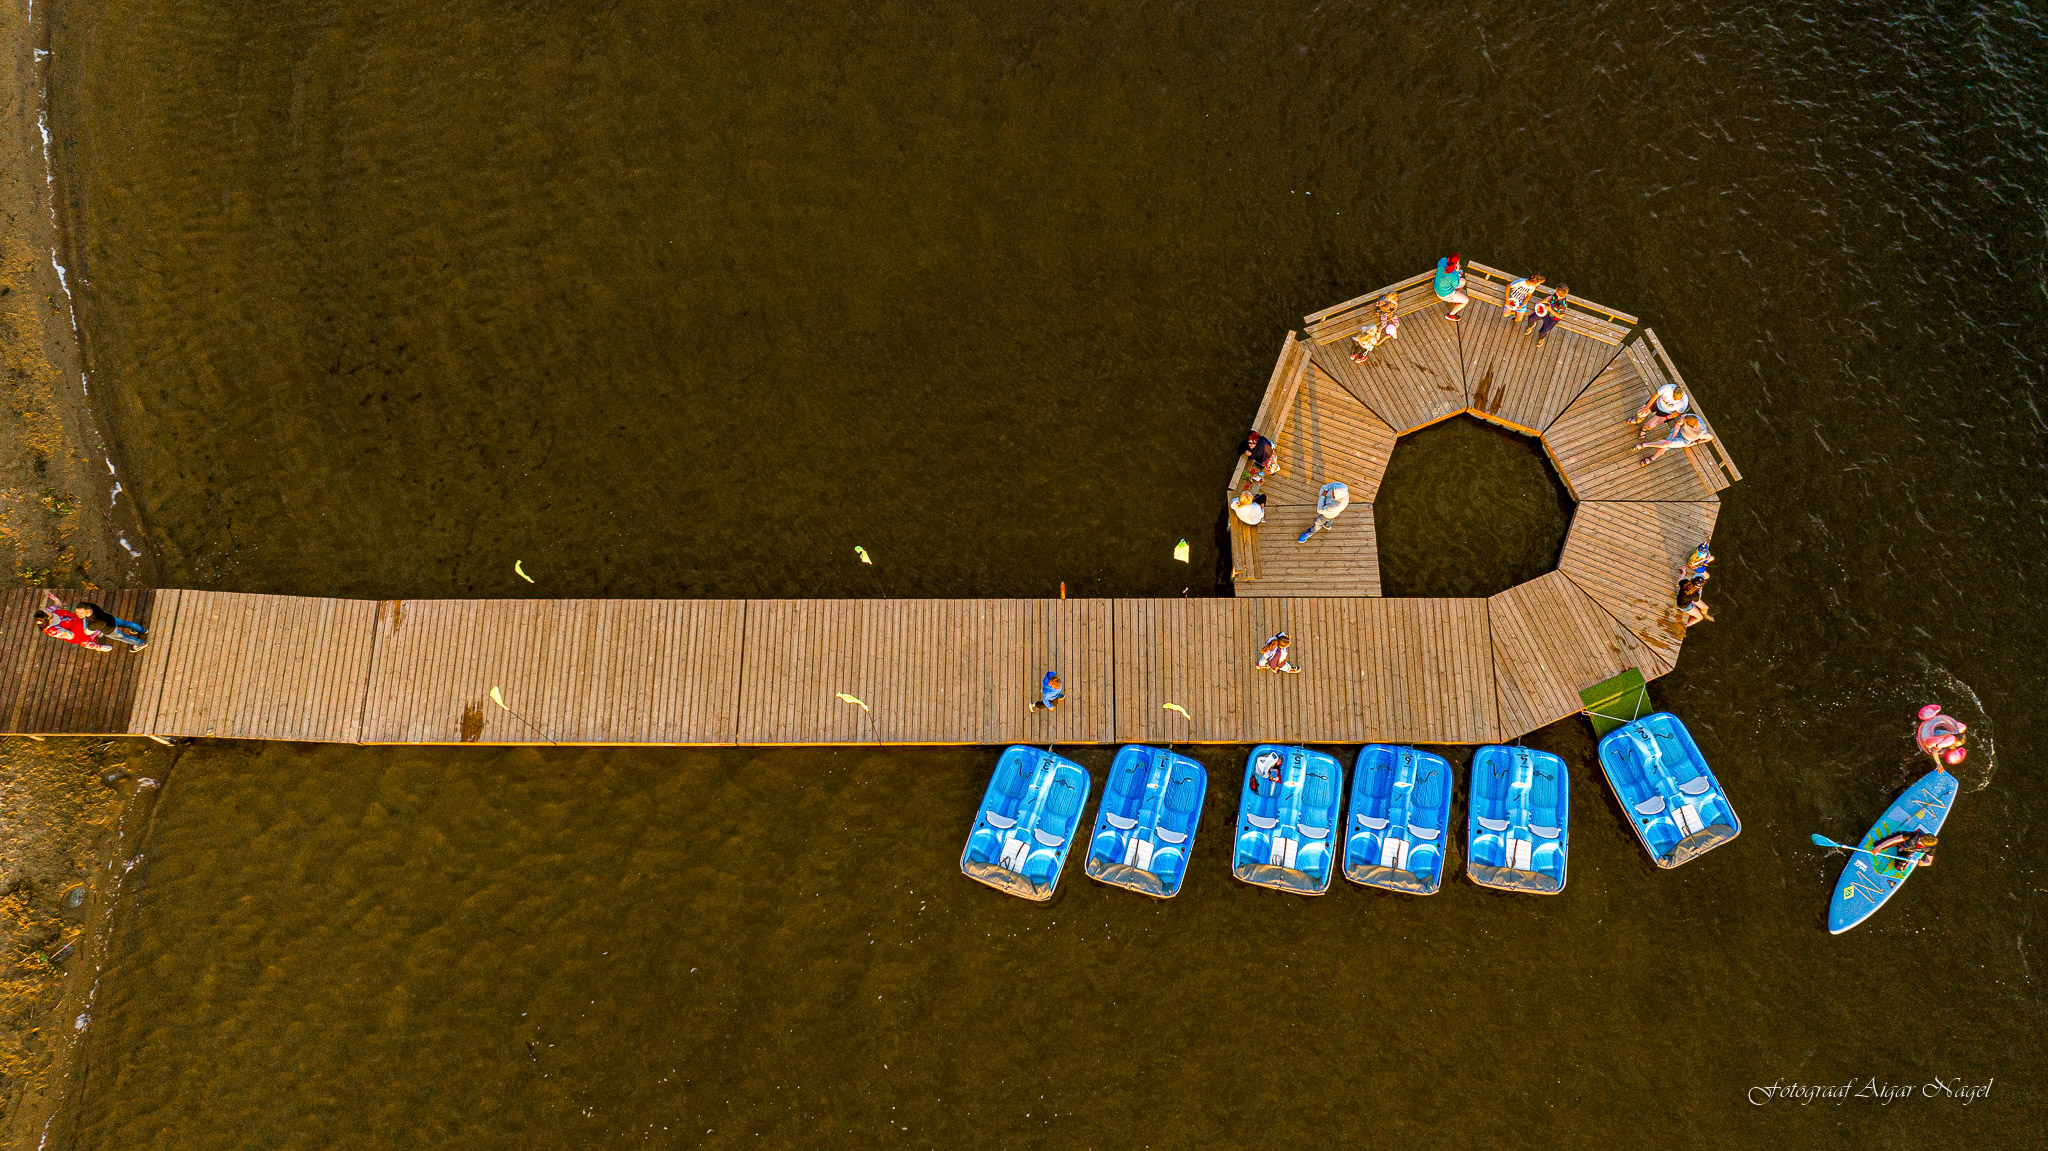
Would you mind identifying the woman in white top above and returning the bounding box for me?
[1637,414,1715,467]
[1502,274,1545,321]
[1296,481,1350,542]
[1232,490,1267,525]
[1628,381,1691,438]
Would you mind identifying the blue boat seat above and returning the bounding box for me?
[1247,813,1280,830]
[1155,827,1187,845]
[1357,813,1390,830]
[985,811,1019,829]
[1299,821,1329,839]
[1476,816,1510,832]
[1103,812,1139,830]
[1634,796,1666,816]
[1530,823,1562,839]
[1678,776,1712,796]
[1408,824,1441,841]
[1034,828,1067,848]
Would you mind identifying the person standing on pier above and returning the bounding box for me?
[1296,481,1350,543]
[1029,672,1065,712]
[1502,274,1545,323]
[1523,285,1570,346]
[1434,253,1469,322]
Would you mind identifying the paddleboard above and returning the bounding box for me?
[1826,767,1957,934]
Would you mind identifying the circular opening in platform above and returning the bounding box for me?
[1373,415,1572,598]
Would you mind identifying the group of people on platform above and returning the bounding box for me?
[1230,430,1351,545]
[1349,254,1574,359]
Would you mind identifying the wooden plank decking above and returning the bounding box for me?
[1,263,1734,751]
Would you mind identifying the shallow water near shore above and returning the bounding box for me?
[43,1,2048,1146]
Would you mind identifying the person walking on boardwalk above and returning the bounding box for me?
[1628,380,1691,439]
[1295,481,1350,543]
[1029,672,1065,713]
[1239,429,1276,492]
[1255,631,1301,674]
[1232,490,1267,525]
[1351,293,1401,363]
[1502,274,1545,323]
[1522,284,1570,346]
[1434,253,1469,322]
[1637,413,1716,467]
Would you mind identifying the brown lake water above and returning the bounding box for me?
[42,1,2048,1146]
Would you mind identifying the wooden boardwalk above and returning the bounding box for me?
[1234,260,1739,707]
[0,261,1736,750]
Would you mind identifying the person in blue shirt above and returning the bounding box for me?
[1029,672,1065,712]
[1433,253,1469,322]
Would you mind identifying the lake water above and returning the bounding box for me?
[47,2,2045,1146]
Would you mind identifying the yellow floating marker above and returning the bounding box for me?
[489,686,509,711]
[836,692,871,713]
[1162,703,1191,719]
[855,546,873,565]
[514,560,534,583]
[1173,539,1190,563]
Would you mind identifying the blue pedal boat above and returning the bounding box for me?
[1084,745,1209,898]
[1466,746,1570,894]
[960,746,1092,902]
[1343,744,1454,894]
[1827,767,1958,935]
[1233,745,1345,895]
[1597,712,1741,868]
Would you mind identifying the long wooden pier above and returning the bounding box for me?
[3,262,1735,749]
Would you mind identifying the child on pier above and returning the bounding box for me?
[1434,254,1469,322]
[1503,274,1545,322]
[1523,285,1570,346]
[1676,577,1713,627]
[1255,632,1301,674]
[1351,293,1401,363]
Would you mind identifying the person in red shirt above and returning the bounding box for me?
[33,590,147,651]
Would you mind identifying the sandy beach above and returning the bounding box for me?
[0,2,164,1146]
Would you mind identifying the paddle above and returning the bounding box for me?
[1810,833,1921,866]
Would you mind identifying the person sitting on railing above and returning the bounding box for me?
[1231,490,1267,525]
[1503,274,1546,323]
[1522,285,1570,346]
[1239,429,1276,492]
[1434,253,1469,322]
[1350,294,1400,364]
[1637,413,1716,467]
[1629,380,1692,439]
[1676,577,1713,627]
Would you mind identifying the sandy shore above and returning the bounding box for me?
[0,1,167,1146]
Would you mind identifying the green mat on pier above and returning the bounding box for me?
[1579,668,1650,739]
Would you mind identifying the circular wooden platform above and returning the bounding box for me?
[1228,260,1741,736]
